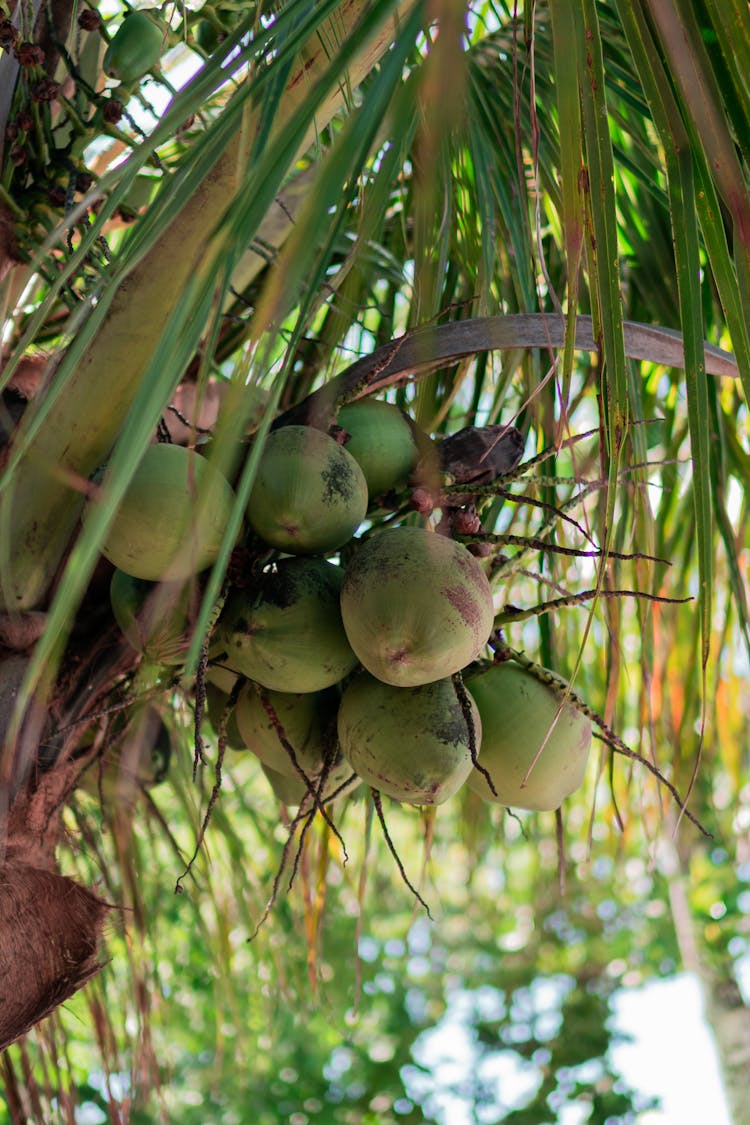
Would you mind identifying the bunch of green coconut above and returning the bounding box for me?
[93,398,592,814]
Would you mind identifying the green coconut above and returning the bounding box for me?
[234,683,332,774]
[96,444,237,582]
[110,569,196,665]
[235,683,355,798]
[467,661,592,811]
[337,672,481,805]
[340,525,495,687]
[337,399,420,498]
[206,661,240,696]
[215,557,358,692]
[245,425,368,554]
[103,10,165,83]
[261,763,308,806]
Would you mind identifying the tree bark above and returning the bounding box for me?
[666,846,750,1125]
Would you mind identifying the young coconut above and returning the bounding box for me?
[259,763,359,807]
[110,569,197,665]
[245,425,368,554]
[215,556,358,692]
[103,9,165,83]
[340,525,495,687]
[466,661,592,811]
[95,444,237,582]
[337,672,481,805]
[337,399,420,498]
[261,763,309,806]
[235,683,355,799]
[234,683,332,775]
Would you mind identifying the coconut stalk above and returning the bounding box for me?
[0,0,418,612]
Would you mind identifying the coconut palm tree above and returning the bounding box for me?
[1,0,749,1116]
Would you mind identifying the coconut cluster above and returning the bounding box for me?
[97,400,591,813]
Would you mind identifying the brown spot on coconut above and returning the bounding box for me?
[466,661,592,811]
[215,557,358,693]
[246,425,368,554]
[340,525,495,687]
[337,672,481,805]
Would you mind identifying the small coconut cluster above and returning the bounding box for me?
[95,399,591,813]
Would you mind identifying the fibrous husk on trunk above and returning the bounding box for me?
[0,860,110,1052]
[0,594,139,1050]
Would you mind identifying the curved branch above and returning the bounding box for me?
[283,313,737,427]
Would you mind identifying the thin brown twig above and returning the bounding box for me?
[247,806,315,942]
[192,642,209,780]
[174,681,242,894]
[53,679,177,736]
[495,587,692,626]
[370,789,432,919]
[451,671,495,795]
[593,731,711,838]
[472,484,599,545]
[258,688,348,857]
[462,531,671,566]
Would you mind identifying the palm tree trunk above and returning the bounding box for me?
[666,848,750,1124]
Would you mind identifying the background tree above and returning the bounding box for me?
[0,0,749,1119]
